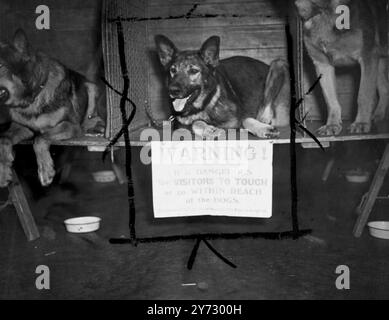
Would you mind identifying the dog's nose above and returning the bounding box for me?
[169,86,182,98]
[0,87,9,103]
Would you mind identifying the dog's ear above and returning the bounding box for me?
[13,29,30,56]
[200,36,220,67]
[155,35,177,68]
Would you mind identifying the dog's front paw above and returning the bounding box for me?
[243,119,280,139]
[349,122,371,134]
[192,121,225,139]
[37,161,56,187]
[317,123,342,136]
[0,162,13,188]
[261,127,280,139]
[251,125,280,139]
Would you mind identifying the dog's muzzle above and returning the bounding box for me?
[0,87,9,103]
[170,89,200,113]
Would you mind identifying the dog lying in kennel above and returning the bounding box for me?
[153,35,291,139]
[295,0,389,136]
[0,29,103,188]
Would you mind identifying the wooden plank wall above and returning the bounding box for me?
[145,0,290,121]
[0,0,102,79]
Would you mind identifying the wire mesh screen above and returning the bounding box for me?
[103,0,148,139]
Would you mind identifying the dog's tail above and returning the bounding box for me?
[82,45,107,135]
[262,59,290,127]
[85,45,103,83]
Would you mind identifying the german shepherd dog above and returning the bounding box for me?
[0,30,101,187]
[155,35,290,139]
[295,0,389,135]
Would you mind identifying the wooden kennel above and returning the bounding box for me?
[102,0,301,144]
[102,0,389,145]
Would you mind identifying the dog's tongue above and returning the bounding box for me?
[172,97,189,112]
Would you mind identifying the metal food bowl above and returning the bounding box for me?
[367,221,389,240]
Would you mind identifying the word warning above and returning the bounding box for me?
[151,140,273,218]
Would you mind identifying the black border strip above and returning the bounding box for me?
[116,20,137,242]
[110,230,312,244]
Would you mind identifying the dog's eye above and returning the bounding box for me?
[170,66,177,75]
[189,68,199,75]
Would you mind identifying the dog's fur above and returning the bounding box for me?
[295,0,389,135]
[0,30,101,187]
[155,35,290,139]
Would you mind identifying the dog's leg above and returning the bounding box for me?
[314,62,343,136]
[33,121,81,186]
[242,118,279,139]
[350,56,379,134]
[85,82,98,119]
[33,137,55,187]
[373,57,389,122]
[0,124,34,188]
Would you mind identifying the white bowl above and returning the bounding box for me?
[92,170,116,183]
[345,170,370,183]
[64,216,101,233]
[367,221,389,240]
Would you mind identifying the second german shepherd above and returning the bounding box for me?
[0,30,102,187]
[295,0,389,135]
[155,35,290,139]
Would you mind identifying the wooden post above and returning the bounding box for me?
[353,144,389,237]
[8,169,40,241]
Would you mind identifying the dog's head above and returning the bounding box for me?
[155,35,220,114]
[294,0,351,20]
[0,29,47,109]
